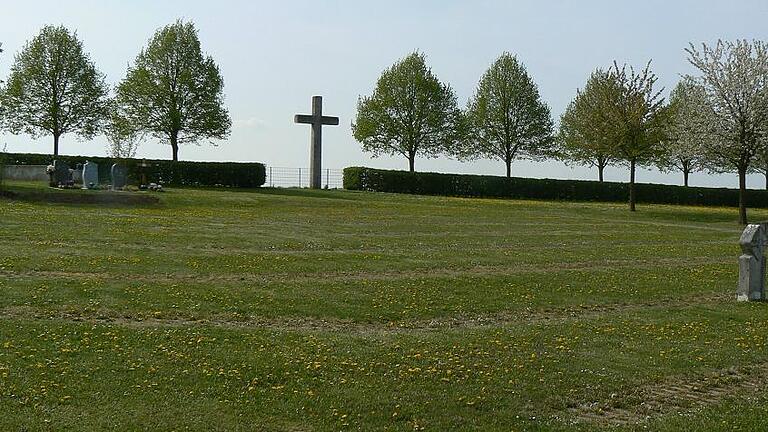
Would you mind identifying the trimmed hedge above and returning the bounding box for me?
[343,166,768,208]
[3,152,266,188]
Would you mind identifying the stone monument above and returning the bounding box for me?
[737,222,768,301]
[294,96,339,189]
[111,164,128,190]
[72,164,83,185]
[82,161,99,189]
[52,160,71,187]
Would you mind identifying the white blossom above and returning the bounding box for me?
[685,39,768,223]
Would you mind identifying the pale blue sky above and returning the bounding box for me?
[2,0,768,187]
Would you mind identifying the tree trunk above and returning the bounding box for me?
[170,131,179,162]
[739,167,748,225]
[506,159,512,178]
[684,170,690,187]
[598,164,605,183]
[629,158,636,212]
[408,156,415,173]
[53,133,60,157]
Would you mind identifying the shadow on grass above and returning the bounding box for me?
[0,188,160,207]
[250,187,363,201]
[637,205,768,224]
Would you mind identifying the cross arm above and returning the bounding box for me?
[321,116,340,126]
[294,114,315,124]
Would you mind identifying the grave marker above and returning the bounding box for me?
[737,222,768,301]
[111,164,127,190]
[82,161,99,189]
[52,160,70,187]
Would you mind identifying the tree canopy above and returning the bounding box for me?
[657,78,709,187]
[686,39,768,224]
[106,106,141,159]
[604,62,667,211]
[352,52,462,172]
[115,20,231,162]
[0,42,4,130]
[1,26,110,156]
[462,53,554,177]
[557,70,618,182]
[559,62,667,211]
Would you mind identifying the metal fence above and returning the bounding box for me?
[265,167,344,189]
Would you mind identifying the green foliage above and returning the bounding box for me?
[0,42,4,130]
[343,166,768,207]
[562,62,668,211]
[352,51,462,172]
[557,70,618,182]
[106,104,141,159]
[1,26,110,156]
[463,53,554,177]
[601,62,668,165]
[115,20,231,162]
[4,152,265,188]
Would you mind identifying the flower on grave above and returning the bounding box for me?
[46,165,55,174]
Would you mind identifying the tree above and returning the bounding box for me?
[657,78,709,187]
[106,106,141,159]
[115,20,231,162]
[1,26,110,156]
[600,62,667,212]
[463,53,554,177]
[352,52,462,172]
[557,70,619,182]
[0,42,4,129]
[686,40,768,224]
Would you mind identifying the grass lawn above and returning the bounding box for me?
[1,180,767,431]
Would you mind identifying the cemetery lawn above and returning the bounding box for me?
[2,180,768,431]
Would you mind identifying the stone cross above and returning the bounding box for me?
[294,96,339,189]
[737,223,768,301]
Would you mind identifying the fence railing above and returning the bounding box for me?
[265,167,344,189]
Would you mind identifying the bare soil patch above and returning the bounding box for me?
[569,363,768,426]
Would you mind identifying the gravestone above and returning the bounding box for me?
[111,164,127,190]
[294,96,339,189]
[52,160,71,186]
[82,161,99,189]
[72,164,83,185]
[737,223,768,301]
[138,159,150,186]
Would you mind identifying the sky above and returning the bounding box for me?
[2,0,768,188]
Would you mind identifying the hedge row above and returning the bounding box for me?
[3,152,266,188]
[343,166,768,208]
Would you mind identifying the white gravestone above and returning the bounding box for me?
[737,223,768,301]
[82,161,99,189]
